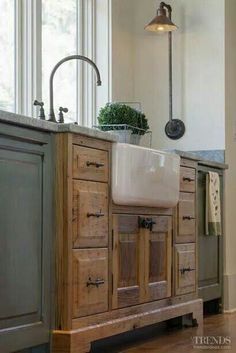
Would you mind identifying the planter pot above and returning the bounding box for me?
[130,134,142,145]
[107,130,132,143]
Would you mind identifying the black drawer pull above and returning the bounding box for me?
[180,267,195,275]
[87,277,105,288]
[183,177,195,182]
[183,216,195,220]
[87,212,105,218]
[86,161,105,168]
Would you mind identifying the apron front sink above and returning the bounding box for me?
[112,143,180,208]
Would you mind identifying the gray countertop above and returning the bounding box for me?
[0,110,118,142]
[0,111,228,169]
[173,150,228,170]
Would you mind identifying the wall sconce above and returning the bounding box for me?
[145,1,185,140]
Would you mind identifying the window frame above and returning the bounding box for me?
[12,0,111,125]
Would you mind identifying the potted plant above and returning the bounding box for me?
[97,103,149,144]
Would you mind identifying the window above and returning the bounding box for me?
[0,0,111,126]
[0,0,15,112]
[42,0,77,122]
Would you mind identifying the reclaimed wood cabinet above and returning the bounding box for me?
[0,122,204,353]
[72,248,108,317]
[112,215,172,309]
[0,124,53,353]
[174,159,197,297]
[72,180,109,248]
[174,243,196,296]
[52,137,203,353]
[176,192,196,243]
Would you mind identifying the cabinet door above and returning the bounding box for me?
[174,244,196,295]
[198,169,223,301]
[112,215,173,309]
[72,249,108,318]
[112,215,144,309]
[0,125,52,353]
[146,216,172,301]
[72,180,108,248]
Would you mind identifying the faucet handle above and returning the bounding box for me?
[34,100,45,120]
[58,107,68,124]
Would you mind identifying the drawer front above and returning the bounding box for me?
[72,249,108,318]
[73,180,108,248]
[174,243,196,295]
[176,192,196,243]
[73,145,108,182]
[180,167,196,192]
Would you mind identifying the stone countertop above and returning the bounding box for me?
[0,111,229,168]
[0,110,118,142]
[173,150,228,170]
[57,123,118,141]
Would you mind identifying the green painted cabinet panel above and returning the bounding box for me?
[197,166,224,303]
[0,124,53,353]
[16,344,49,353]
[0,150,42,325]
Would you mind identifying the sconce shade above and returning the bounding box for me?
[145,7,177,32]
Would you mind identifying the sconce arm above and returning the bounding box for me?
[160,2,172,18]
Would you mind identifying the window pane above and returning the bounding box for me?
[42,0,77,122]
[0,0,15,112]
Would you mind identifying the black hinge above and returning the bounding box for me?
[111,274,114,294]
[112,229,114,250]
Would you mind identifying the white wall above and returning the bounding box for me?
[111,0,225,151]
[224,0,236,312]
[111,0,236,311]
[111,0,135,102]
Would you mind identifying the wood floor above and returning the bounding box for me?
[92,313,236,353]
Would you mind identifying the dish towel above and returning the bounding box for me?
[205,171,222,236]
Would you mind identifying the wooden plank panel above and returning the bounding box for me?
[72,249,108,318]
[180,158,197,169]
[112,204,173,216]
[180,167,196,193]
[72,134,111,151]
[53,299,203,353]
[55,134,73,330]
[176,192,196,243]
[112,215,142,309]
[73,145,108,182]
[174,244,196,296]
[146,216,172,301]
[72,181,108,248]
[72,292,198,329]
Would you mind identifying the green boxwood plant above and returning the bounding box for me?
[97,103,149,135]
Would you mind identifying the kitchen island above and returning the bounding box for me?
[0,111,203,353]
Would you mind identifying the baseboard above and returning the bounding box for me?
[224,308,236,313]
[224,273,236,311]
[52,299,203,353]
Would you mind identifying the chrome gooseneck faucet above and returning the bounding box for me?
[34,55,102,123]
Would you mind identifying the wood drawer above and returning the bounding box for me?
[72,249,108,318]
[72,180,108,248]
[174,243,196,296]
[176,193,196,243]
[73,145,108,182]
[180,167,196,192]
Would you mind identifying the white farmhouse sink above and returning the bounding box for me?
[112,143,180,208]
